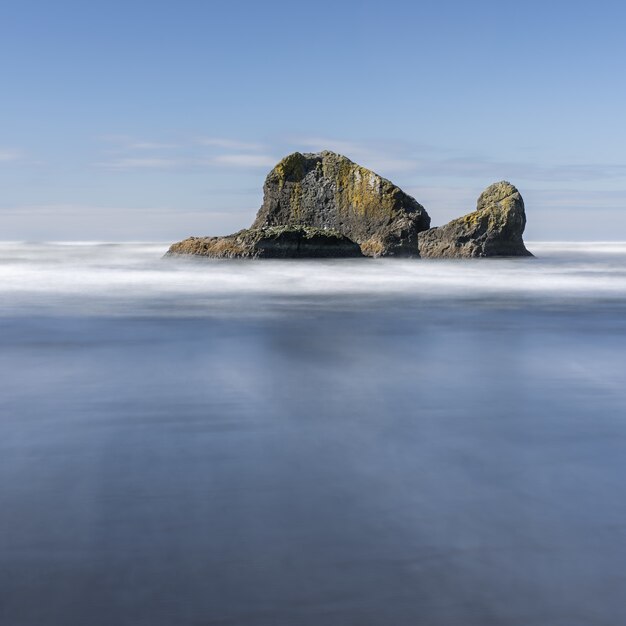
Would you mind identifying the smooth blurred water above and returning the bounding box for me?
[1,242,626,625]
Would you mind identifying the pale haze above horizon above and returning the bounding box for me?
[1,0,625,242]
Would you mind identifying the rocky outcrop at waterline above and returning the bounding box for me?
[167,225,363,259]
[166,152,532,259]
[417,181,532,258]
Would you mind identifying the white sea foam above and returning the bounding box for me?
[0,242,625,316]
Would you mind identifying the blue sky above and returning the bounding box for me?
[1,0,625,240]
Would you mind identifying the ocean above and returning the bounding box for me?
[1,242,626,625]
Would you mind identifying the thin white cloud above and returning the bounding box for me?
[197,137,266,151]
[0,149,21,162]
[95,134,276,171]
[420,157,626,182]
[92,133,626,186]
[96,154,277,170]
[126,141,179,150]
[0,203,164,215]
[0,203,254,216]
[97,158,183,169]
[98,134,134,143]
[210,154,277,168]
[98,135,179,151]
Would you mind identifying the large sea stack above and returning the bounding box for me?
[418,181,532,258]
[168,151,430,258]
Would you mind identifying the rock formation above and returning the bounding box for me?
[251,151,430,257]
[167,225,363,259]
[418,181,532,258]
[167,152,533,260]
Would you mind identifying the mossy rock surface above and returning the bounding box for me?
[417,181,533,258]
[166,226,363,259]
[252,151,430,257]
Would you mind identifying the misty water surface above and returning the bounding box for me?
[1,243,626,625]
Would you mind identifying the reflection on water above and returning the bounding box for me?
[1,243,626,625]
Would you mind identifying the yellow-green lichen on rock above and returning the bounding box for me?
[271,152,308,188]
[252,151,430,256]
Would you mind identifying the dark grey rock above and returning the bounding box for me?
[251,151,430,257]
